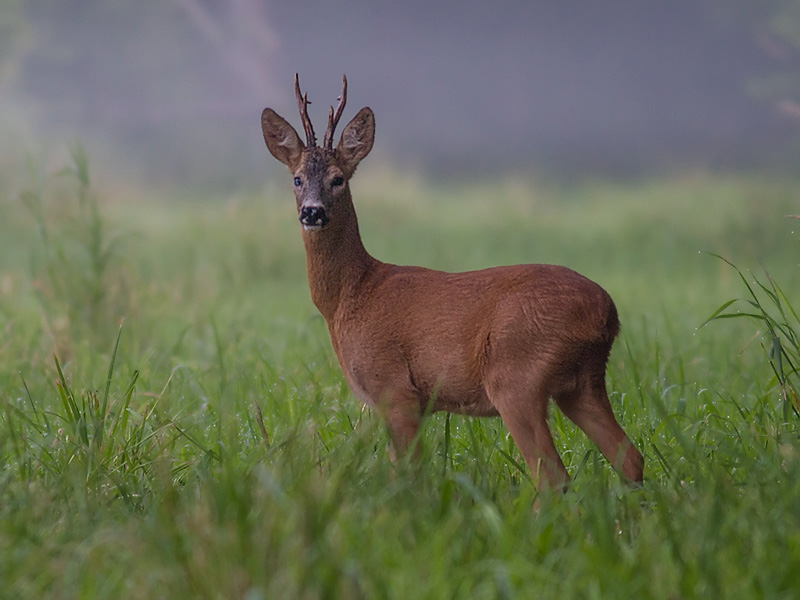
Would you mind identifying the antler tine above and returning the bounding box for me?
[323,74,348,150]
[294,73,317,147]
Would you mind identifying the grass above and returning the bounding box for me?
[704,253,800,422]
[1,155,799,598]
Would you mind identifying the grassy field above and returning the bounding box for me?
[1,154,799,599]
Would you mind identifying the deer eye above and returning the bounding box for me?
[331,176,344,187]
[293,177,302,187]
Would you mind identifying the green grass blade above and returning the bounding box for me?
[53,354,79,425]
[700,298,741,327]
[106,369,140,459]
[101,322,125,421]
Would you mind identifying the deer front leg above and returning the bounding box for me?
[381,391,423,461]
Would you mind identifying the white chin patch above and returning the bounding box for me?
[302,223,323,231]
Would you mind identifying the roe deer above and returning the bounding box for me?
[261,75,643,492]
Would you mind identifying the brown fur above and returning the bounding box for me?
[261,79,643,491]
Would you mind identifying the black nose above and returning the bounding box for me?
[300,206,329,228]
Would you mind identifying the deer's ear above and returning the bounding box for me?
[337,107,374,176]
[262,108,304,171]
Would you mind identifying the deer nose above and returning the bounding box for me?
[299,205,329,229]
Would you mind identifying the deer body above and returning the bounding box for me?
[262,76,643,491]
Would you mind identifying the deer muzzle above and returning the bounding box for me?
[299,205,330,230]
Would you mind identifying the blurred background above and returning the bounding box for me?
[1,0,799,189]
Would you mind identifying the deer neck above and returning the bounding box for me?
[302,195,376,321]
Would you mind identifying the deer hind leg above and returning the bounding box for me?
[554,375,643,483]
[486,382,570,492]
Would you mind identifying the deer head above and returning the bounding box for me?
[261,74,375,232]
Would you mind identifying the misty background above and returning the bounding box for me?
[1,0,799,189]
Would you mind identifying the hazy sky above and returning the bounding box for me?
[5,0,794,184]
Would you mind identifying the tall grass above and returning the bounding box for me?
[19,144,132,355]
[704,248,800,422]
[1,157,799,598]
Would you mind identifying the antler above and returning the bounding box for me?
[323,75,348,150]
[295,73,316,147]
